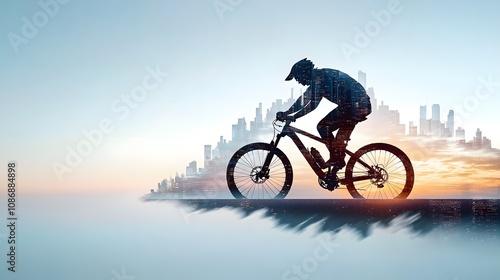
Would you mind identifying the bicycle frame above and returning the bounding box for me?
[263,120,375,184]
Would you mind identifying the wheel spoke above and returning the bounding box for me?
[227,144,292,199]
[239,154,255,170]
[346,144,413,199]
[267,177,285,191]
[262,181,277,197]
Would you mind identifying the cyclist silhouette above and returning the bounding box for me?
[277,58,372,171]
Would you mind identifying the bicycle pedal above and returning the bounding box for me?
[326,184,338,191]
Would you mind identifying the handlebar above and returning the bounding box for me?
[273,118,293,130]
[276,112,296,122]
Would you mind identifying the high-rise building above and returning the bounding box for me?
[358,70,367,89]
[211,136,227,160]
[256,102,263,124]
[432,104,440,121]
[186,161,197,178]
[232,118,248,144]
[389,110,400,126]
[373,101,405,135]
[250,102,263,132]
[367,87,377,112]
[288,91,295,102]
[482,137,492,149]
[456,127,465,140]
[474,128,483,149]
[419,105,427,136]
[431,104,441,136]
[266,98,286,122]
[204,145,212,169]
[409,121,418,137]
[378,100,389,112]
[158,179,168,192]
[446,110,454,138]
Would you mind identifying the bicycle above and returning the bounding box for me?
[226,118,414,199]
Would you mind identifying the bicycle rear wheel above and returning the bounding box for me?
[227,143,293,199]
[345,143,414,199]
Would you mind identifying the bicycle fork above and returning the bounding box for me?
[257,134,283,180]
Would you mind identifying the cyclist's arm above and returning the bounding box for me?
[286,88,319,119]
[284,97,303,115]
[290,100,312,119]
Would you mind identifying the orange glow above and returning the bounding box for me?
[283,136,500,198]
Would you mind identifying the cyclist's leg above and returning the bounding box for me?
[317,109,343,166]
[332,121,357,167]
[317,108,340,146]
[317,109,358,168]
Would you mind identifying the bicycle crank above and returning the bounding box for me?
[318,172,340,192]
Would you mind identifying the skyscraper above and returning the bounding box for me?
[456,127,465,140]
[250,102,263,133]
[432,104,440,121]
[358,70,366,89]
[419,105,427,136]
[446,110,454,138]
[186,161,197,178]
[431,104,441,136]
[367,87,377,112]
[482,137,492,149]
[256,102,263,123]
[204,145,212,169]
[373,101,405,135]
[474,128,483,149]
[232,118,248,144]
[409,121,418,137]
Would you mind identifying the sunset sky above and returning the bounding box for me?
[1,0,499,197]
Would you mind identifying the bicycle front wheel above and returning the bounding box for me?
[226,143,293,199]
[345,143,414,199]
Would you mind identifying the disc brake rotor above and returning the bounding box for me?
[370,165,389,187]
[250,166,268,184]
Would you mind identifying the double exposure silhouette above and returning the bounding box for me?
[281,58,372,172]
[225,59,414,198]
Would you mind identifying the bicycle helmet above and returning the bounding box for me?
[285,58,314,85]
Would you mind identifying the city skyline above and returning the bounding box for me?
[183,93,497,175]
[156,70,499,197]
